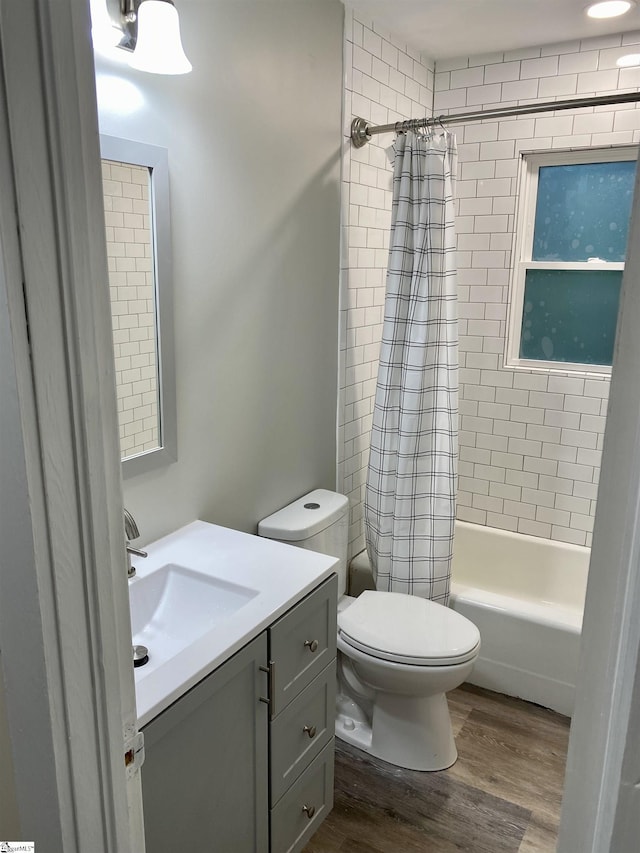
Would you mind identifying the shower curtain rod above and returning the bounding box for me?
[350,90,640,147]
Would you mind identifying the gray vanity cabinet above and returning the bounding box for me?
[140,573,337,853]
[141,633,269,853]
[268,574,338,852]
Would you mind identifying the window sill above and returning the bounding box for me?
[503,356,612,379]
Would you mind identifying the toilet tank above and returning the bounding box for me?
[258,489,349,595]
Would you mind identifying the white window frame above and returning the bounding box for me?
[506,146,637,375]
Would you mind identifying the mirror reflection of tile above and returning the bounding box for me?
[102,158,159,459]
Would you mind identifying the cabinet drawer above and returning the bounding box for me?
[270,574,337,716]
[270,660,336,805]
[270,738,335,853]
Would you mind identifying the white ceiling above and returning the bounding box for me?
[348,0,640,59]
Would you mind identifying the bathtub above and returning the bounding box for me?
[349,521,590,717]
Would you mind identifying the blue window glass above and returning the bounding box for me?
[533,160,636,262]
[520,269,622,365]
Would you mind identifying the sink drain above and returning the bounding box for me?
[133,645,149,667]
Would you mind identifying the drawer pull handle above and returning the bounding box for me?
[302,804,316,820]
[303,724,317,739]
[304,639,319,653]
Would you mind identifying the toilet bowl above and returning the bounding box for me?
[258,489,481,772]
[335,590,480,770]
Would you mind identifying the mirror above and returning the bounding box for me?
[99,135,176,477]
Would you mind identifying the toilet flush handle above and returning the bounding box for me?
[304,639,319,653]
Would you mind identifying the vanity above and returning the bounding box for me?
[129,521,338,852]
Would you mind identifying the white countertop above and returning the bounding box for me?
[130,520,338,727]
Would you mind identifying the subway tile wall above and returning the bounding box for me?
[339,8,435,559]
[339,23,640,554]
[102,159,159,459]
[437,31,640,548]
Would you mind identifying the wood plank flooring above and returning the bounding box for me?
[303,684,570,853]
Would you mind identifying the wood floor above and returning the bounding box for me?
[303,684,571,853]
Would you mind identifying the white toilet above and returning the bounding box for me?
[258,489,480,772]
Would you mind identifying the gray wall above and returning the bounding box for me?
[96,0,344,543]
[0,653,20,836]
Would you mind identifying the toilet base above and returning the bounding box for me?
[335,690,457,772]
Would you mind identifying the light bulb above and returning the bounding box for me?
[586,1,635,19]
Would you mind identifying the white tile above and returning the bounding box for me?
[563,395,601,415]
[542,443,577,463]
[479,141,517,161]
[518,518,552,538]
[436,56,469,73]
[451,66,485,89]
[477,433,509,452]
[534,115,575,136]
[466,83,503,106]
[502,499,536,520]
[536,505,571,527]
[551,526,587,546]
[558,50,599,75]
[522,487,555,508]
[489,481,522,501]
[491,450,524,469]
[556,493,591,515]
[524,457,558,476]
[513,373,548,392]
[486,512,519,532]
[573,481,599,500]
[458,506,487,525]
[548,376,585,395]
[484,61,521,84]
[506,469,539,488]
[353,45,372,76]
[510,405,544,425]
[501,79,539,101]
[576,69,620,94]
[503,47,541,62]
[474,462,507,483]
[538,474,574,496]
[570,513,594,533]
[508,437,542,457]
[498,119,536,140]
[557,461,594,483]
[463,122,500,143]
[520,56,559,79]
[613,109,640,132]
[538,74,578,98]
[381,40,398,69]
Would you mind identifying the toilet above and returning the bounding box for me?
[258,489,480,772]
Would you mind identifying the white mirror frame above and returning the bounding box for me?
[100,134,177,477]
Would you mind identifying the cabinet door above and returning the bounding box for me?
[142,633,269,853]
[270,574,338,716]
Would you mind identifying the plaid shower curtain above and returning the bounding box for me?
[365,130,458,605]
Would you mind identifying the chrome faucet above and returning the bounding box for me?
[124,508,147,578]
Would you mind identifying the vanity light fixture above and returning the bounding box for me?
[617,53,640,65]
[129,0,192,75]
[91,0,192,75]
[586,1,635,18]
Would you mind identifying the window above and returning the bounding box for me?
[506,147,637,373]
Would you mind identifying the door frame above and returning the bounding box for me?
[557,159,640,851]
[0,1,144,849]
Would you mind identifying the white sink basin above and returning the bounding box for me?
[129,563,258,668]
[129,520,338,727]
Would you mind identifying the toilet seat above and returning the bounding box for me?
[338,590,481,666]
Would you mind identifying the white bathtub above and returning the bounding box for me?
[349,520,590,717]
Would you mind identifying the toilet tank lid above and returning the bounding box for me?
[258,489,348,541]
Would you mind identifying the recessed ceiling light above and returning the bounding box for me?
[586,1,635,19]
[617,53,640,65]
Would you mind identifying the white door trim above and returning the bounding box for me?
[557,154,640,850]
[0,1,144,849]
